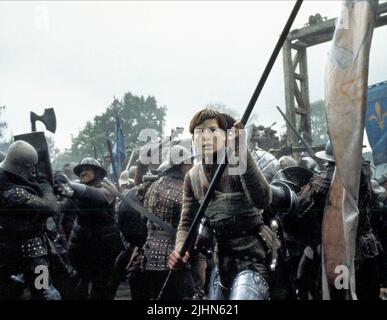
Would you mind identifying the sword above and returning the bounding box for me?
[101,181,176,235]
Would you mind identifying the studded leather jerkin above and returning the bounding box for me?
[142,175,183,271]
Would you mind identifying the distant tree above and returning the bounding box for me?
[0,106,8,140]
[310,99,329,145]
[0,106,9,153]
[65,92,167,163]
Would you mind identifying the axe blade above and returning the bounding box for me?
[30,108,56,133]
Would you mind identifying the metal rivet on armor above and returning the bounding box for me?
[252,258,257,262]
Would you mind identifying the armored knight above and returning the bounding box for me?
[0,141,60,300]
[129,145,196,300]
[58,157,123,300]
[169,109,274,300]
[286,140,382,300]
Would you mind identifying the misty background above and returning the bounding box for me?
[0,1,386,153]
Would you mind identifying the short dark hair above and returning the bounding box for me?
[189,108,227,134]
[220,113,237,129]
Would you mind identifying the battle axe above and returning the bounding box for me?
[30,108,57,133]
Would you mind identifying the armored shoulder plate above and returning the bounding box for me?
[272,166,313,193]
[251,149,280,183]
[1,187,32,207]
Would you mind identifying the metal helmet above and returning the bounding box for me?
[128,165,136,180]
[272,165,314,193]
[371,179,386,196]
[252,149,281,182]
[278,155,297,169]
[157,145,194,173]
[315,140,335,163]
[377,173,387,186]
[118,170,129,187]
[73,157,106,178]
[0,140,38,180]
[299,156,317,171]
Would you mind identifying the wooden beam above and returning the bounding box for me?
[294,81,303,106]
[282,39,297,146]
[294,73,304,81]
[291,40,308,50]
[288,2,387,45]
[292,51,299,72]
[295,107,307,115]
[299,47,312,144]
[288,17,336,42]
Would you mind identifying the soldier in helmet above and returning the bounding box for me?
[284,140,382,299]
[129,145,196,300]
[118,166,136,193]
[57,157,123,299]
[0,140,60,300]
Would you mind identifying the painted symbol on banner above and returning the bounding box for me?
[368,102,387,129]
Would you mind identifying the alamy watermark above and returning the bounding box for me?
[34,265,49,290]
[137,128,248,175]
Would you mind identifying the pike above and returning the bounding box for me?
[107,139,120,190]
[276,106,318,160]
[157,0,304,300]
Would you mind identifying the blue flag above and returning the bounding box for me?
[109,116,126,176]
[366,81,387,165]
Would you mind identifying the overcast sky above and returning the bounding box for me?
[1,1,386,151]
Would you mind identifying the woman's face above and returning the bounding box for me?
[193,118,226,162]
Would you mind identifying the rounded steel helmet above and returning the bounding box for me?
[377,173,387,186]
[278,155,297,169]
[73,157,106,178]
[128,166,136,180]
[118,170,129,187]
[0,140,38,180]
[315,140,335,163]
[299,156,317,171]
[252,149,281,183]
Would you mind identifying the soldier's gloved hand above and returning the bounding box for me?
[54,173,70,185]
[54,173,71,197]
[56,183,75,198]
